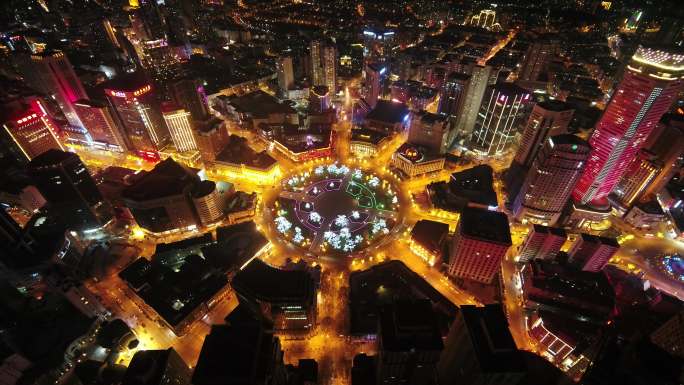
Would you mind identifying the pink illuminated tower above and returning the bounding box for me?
[572,46,684,206]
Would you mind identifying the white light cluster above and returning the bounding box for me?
[309,212,322,223]
[335,215,350,227]
[369,176,380,187]
[371,219,389,235]
[351,211,360,219]
[275,216,292,233]
[293,227,304,244]
[324,227,364,252]
[353,169,363,179]
[326,164,350,175]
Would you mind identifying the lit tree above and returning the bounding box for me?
[275,216,292,233]
[335,215,349,227]
[309,212,322,223]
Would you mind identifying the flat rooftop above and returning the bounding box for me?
[215,135,277,170]
[379,300,444,352]
[459,207,512,245]
[460,305,527,374]
[227,90,296,115]
[365,100,410,125]
[349,260,457,336]
[122,158,200,201]
[231,258,315,303]
[350,127,389,145]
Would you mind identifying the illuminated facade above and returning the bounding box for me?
[310,40,337,94]
[642,114,684,199]
[104,78,170,156]
[518,225,566,262]
[518,39,559,82]
[513,135,590,226]
[453,65,492,137]
[162,107,198,152]
[365,63,384,108]
[391,144,445,178]
[438,72,470,118]
[2,104,64,160]
[567,233,619,272]
[21,51,88,131]
[470,83,531,156]
[572,46,684,206]
[408,111,450,154]
[194,119,229,162]
[611,149,661,208]
[276,56,295,94]
[448,208,511,284]
[73,99,129,152]
[514,101,574,168]
[170,78,209,122]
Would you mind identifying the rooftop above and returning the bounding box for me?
[123,349,188,385]
[202,222,267,272]
[378,300,444,352]
[350,127,389,145]
[411,219,450,253]
[365,100,410,125]
[215,135,277,170]
[349,260,457,336]
[429,165,498,212]
[232,258,315,303]
[227,90,296,115]
[192,322,280,385]
[460,305,527,373]
[122,158,200,201]
[459,207,512,245]
[28,149,77,168]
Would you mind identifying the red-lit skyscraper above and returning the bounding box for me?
[19,51,88,131]
[103,74,169,158]
[572,46,684,205]
[513,134,591,225]
[73,99,130,152]
[448,207,512,284]
[1,100,64,160]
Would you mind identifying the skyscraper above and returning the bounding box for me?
[518,225,567,262]
[610,149,661,208]
[28,150,106,231]
[642,113,684,198]
[513,135,590,225]
[103,74,169,156]
[448,207,511,283]
[170,78,209,122]
[194,118,229,162]
[453,65,492,137]
[162,105,198,152]
[364,63,384,109]
[73,99,129,152]
[572,46,684,206]
[2,102,64,161]
[437,72,470,117]
[518,37,559,82]
[567,233,619,272]
[470,83,531,156]
[18,51,88,130]
[276,56,295,95]
[514,100,574,168]
[376,301,443,385]
[123,348,192,385]
[310,40,337,94]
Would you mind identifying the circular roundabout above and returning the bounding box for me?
[658,253,684,282]
[267,163,402,257]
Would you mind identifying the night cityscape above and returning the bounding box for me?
[2,0,684,384]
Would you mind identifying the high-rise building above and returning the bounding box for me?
[438,72,470,117]
[276,56,295,94]
[567,233,619,272]
[18,51,88,130]
[122,348,192,385]
[651,310,684,359]
[437,305,527,385]
[0,208,37,265]
[28,150,106,231]
[162,105,198,152]
[518,37,559,82]
[572,46,684,206]
[448,207,511,283]
[611,149,661,208]
[513,135,590,225]
[642,113,684,198]
[365,63,384,108]
[194,118,229,162]
[192,320,288,385]
[103,74,169,156]
[170,78,209,122]
[408,111,450,154]
[309,86,331,114]
[73,99,129,152]
[2,104,64,160]
[310,40,337,94]
[518,225,566,262]
[470,83,531,156]
[514,101,574,168]
[376,301,443,385]
[453,65,492,137]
